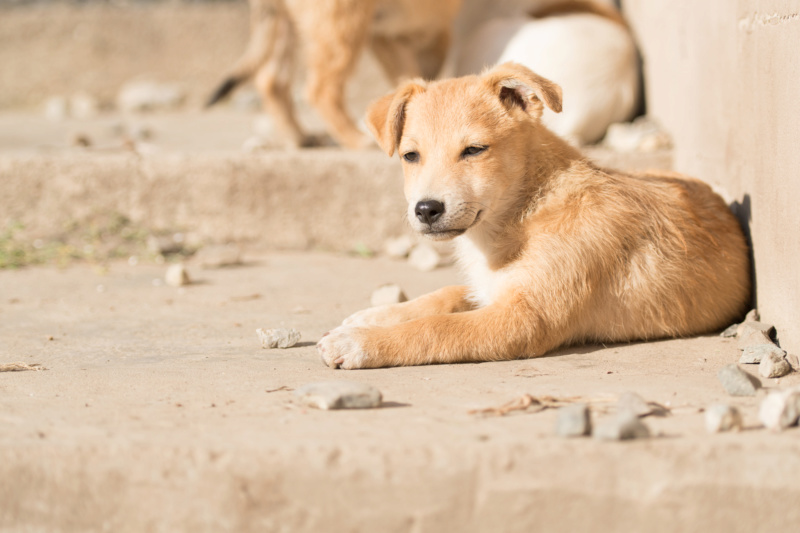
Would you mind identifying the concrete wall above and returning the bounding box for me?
[623,0,800,353]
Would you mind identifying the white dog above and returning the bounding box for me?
[454,0,640,145]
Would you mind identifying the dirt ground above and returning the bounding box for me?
[2,251,800,532]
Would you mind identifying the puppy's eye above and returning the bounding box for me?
[462,145,487,158]
[403,151,420,163]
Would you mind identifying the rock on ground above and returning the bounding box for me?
[705,404,743,433]
[164,263,190,287]
[759,388,800,431]
[294,381,382,410]
[555,403,592,437]
[384,235,414,259]
[370,284,408,307]
[717,364,762,396]
[759,349,792,378]
[408,243,441,272]
[737,322,776,346]
[256,328,301,349]
[593,414,650,441]
[740,343,785,364]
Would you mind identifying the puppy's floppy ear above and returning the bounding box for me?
[365,80,427,156]
[483,62,563,119]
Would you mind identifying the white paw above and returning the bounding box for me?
[316,326,369,369]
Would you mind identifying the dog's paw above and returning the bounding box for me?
[316,327,370,369]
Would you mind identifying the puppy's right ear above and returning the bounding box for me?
[366,81,427,156]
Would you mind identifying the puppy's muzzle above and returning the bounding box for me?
[415,200,445,225]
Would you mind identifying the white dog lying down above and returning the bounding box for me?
[454,0,640,145]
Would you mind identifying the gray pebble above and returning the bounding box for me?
[740,343,785,364]
[294,381,382,410]
[555,403,591,437]
[717,364,761,396]
[704,404,743,433]
[164,263,191,287]
[720,323,739,338]
[759,349,792,379]
[257,328,301,349]
[738,329,774,351]
[737,321,775,346]
[616,391,668,418]
[593,414,650,441]
[758,387,800,431]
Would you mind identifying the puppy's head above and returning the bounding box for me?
[366,62,562,240]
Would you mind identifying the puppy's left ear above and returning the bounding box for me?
[483,62,562,119]
[366,80,427,156]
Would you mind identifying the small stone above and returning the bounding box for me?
[720,323,739,338]
[759,349,792,378]
[117,80,185,113]
[370,284,408,307]
[408,243,441,272]
[555,403,591,437]
[744,309,760,322]
[786,353,800,371]
[256,328,301,349]
[704,404,743,433]
[44,96,68,121]
[717,364,761,396]
[164,263,191,287]
[736,321,775,346]
[71,93,99,119]
[294,381,382,410]
[593,414,650,441]
[70,133,92,147]
[758,387,800,431]
[194,244,242,268]
[147,234,184,255]
[384,235,414,259]
[617,391,650,417]
[738,329,774,350]
[740,343,785,364]
[242,135,269,153]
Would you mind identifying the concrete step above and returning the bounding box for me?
[0,112,672,255]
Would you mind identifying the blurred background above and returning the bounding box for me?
[1,0,799,353]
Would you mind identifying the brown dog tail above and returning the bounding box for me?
[206,76,243,107]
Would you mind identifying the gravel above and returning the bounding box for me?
[256,328,301,349]
[370,284,408,307]
[593,414,650,441]
[758,349,792,378]
[294,381,383,410]
[555,403,592,437]
[739,343,786,364]
[704,404,743,433]
[717,364,762,396]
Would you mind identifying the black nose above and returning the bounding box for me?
[415,200,445,225]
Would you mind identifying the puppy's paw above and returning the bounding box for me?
[316,327,370,369]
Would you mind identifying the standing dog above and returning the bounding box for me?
[317,62,750,369]
[207,0,462,149]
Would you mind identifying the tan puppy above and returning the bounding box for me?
[207,0,462,149]
[317,62,751,369]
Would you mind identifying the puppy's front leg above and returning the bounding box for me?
[341,285,474,328]
[318,295,552,369]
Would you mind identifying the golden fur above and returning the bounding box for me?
[317,62,751,369]
[207,0,462,149]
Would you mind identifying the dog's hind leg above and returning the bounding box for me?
[301,0,375,149]
[253,14,310,148]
